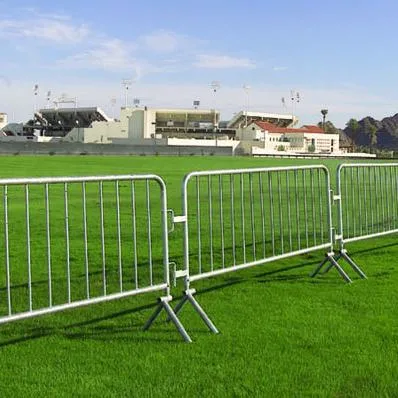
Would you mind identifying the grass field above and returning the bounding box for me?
[0,155,397,397]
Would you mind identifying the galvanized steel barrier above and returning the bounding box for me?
[0,175,191,342]
[313,163,398,281]
[3,163,394,343]
[170,165,348,333]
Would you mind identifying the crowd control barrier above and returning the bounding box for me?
[167,166,349,334]
[313,163,398,280]
[0,175,191,342]
[2,163,392,343]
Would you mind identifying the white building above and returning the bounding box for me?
[0,113,7,130]
[237,121,340,154]
[63,107,223,144]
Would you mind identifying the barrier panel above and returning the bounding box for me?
[169,166,349,333]
[314,163,398,280]
[0,175,190,342]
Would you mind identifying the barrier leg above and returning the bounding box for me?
[185,289,219,334]
[168,289,219,334]
[311,252,352,283]
[143,296,192,343]
[340,250,367,279]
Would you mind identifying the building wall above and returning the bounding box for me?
[0,113,8,130]
[128,109,145,139]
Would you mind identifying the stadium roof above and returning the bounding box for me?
[227,111,296,129]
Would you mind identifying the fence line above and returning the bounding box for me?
[1,163,397,343]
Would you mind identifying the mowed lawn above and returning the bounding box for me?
[0,155,397,397]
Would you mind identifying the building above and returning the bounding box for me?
[0,113,7,130]
[227,110,297,129]
[62,107,231,144]
[237,120,339,154]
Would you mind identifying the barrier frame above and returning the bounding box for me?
[0,174,191,342]
[166,165,351,333]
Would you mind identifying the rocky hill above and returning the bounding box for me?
[344,114,398,150]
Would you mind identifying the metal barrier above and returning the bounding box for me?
[314,163,398,280]
[168,165,349,333]
[0,175,190,342]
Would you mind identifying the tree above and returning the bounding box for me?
[317,121,338,134]
[369,125,378,153]
[346,118,360,148]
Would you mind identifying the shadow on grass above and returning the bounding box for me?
[0,253,361,347]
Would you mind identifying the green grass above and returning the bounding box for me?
[0,155,397,397]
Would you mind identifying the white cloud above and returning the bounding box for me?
[140,30,191,53]
[0,18,89,43]
[273,66,288,72]
[194,54,256,69]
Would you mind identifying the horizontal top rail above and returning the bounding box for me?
[338,163,398,170]
[0,174,166,186]
[183,165,329,184]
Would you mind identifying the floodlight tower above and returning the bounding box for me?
[321,109,328,131]
[33,84,39,113]
[46,90,52,109]
[122,79,132,108]
[243,84,251,127]
[210,81,221,128]
[290,90,301,125]
[193,100,200,110]
[133,98,140,108]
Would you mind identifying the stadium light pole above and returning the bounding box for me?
[46,90,51,109]
[243,84,251,127]
[33,84,39,114]
[122,79,132,108]
[210,81,221,145]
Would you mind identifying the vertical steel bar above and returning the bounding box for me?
[82,182,90,299]
[277,172,284,254]
[249,173,256,259]
[318,169,324,243]
[344,168,350,238]
[286,171,293,252]
[259,172,266,258]
[294,170,301,250]
[64,183,71,303]
[302,170,309,247]
[25,185,33,311]
[268,172,275,256]
[363,168,369,236]
[351,167,356,237]
[310,169,316,245]
[387,166,392,231]
[99,181,106,295]
[230,175,236,266]
[240,173,246,262]
[370,167,374,232]
[115,181,123,292]
[357,167,363,236]
[381,167,386,231]
[208,176,214,270]
[131,181,138,289]
[4,186,11,315]
[374,168,382,232]
[146,180,153,286]
[45,184,53,307]
[196,177,202,274]
[219,175,225,268]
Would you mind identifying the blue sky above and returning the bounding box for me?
[1,0,397,127]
